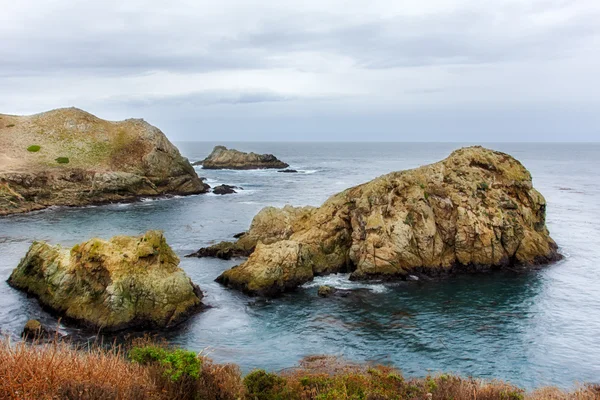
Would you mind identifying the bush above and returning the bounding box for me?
[129,345,201,382]
[6,124,15,128]
[477,182,489,191]
[55,157,70,164]
[27,145,41,152]
[243,369,287,400]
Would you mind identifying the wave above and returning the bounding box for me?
[302,273,389,294]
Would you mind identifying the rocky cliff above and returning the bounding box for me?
[197,146,289,169]
[204,147,560,296]
[8,231,204,331]
[0,108,208,215]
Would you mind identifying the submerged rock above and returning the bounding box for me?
[213,184,239,195]
[0,108,208,216]
[198,145,289,170]
[8,231,204,331]
[213,146,561,296]
[278,169,298,173]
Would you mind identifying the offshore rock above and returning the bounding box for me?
[8,231,204,331]
[214,147,561,296]
[213,184,239,195]
[198,145,289,170]
[0,108,208,216]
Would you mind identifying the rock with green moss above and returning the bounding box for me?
[0,108,209,216]
[214,147,561,296]
[8,231,204,331]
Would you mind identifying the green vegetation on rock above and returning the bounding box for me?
[55,157,70,164]
[27,145,41,152]
[130,345,202,382]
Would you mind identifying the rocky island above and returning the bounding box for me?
[0,108,208,216]
[196,145,289,169]
[193,146,561,296]
[8,231,204,331]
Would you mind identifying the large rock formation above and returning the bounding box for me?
[208,147,560,296]
[0,108,208,215]
[196,145,289,169]
[8,231,204,331]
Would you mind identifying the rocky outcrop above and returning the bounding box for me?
[197,146,289,170]
[8,231,204,331]
[0,108,209,216]
[186,205,317,259]
[278,169,298,173]
[213,184,239,195]
[210,147,560,296]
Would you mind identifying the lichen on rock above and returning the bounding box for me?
[8,231,204,331]
[211,146,561,296]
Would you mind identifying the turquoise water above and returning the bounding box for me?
[1,142,599,389]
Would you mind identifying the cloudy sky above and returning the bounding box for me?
[1,0,598,141]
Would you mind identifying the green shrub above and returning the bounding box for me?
[6,124,15,128]
[55,157,70,164]
[27,145,41,152]
[243,369,287,400]
[477,182,489,191]
[129,345,201,382]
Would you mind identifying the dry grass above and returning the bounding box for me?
[0,338,598,400]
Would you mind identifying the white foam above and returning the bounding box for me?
[302,273,389,293]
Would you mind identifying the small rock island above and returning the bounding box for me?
[8,231,204,331]
[196,145,289,170]
[193,146,561,296]
[0,108,208,216]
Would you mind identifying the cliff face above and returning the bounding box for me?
[0,108,208,215]
[198,146,289,170]
[210,147,560,296]
[8,231,204,331]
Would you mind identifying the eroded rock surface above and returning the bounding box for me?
[0,108,208,215]
[210,147,560,296]
[197,145,289,170]
[8,231,204,331]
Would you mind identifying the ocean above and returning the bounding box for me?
[0,142,599,389]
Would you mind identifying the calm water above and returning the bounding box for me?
[1,142,599,389]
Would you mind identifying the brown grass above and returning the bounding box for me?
[0,338,597,400]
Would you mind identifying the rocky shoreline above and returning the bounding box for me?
[0,108,209,216]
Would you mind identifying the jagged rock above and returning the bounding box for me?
[198,145,289,170]
[8,231,204,331]
[278,169,298,173]
[213,184,238,195]
[0,108,208,216]
[214,147,561,296]
[186,205,317,259]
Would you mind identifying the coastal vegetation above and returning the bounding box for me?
[26,145,41,152]
[0,337,597,400]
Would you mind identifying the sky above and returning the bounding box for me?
[1,0,599,141]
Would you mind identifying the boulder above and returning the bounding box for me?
[21,319,58,341]
[317,285,336,298]
[0,108,209,216]
[214,147,561,296]
[213,184,239,195]
[8,231,204,331]
[198,146,289,170]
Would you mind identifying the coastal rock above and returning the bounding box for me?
[186,205,317,259]
[213,184,239,195]
[8,231,204,331]
[214,147,560,296]
[198,145,289,170]
[21,319,58,341]
[278,169,298,173]
[317,285,336,297]
[0,108,209,216]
